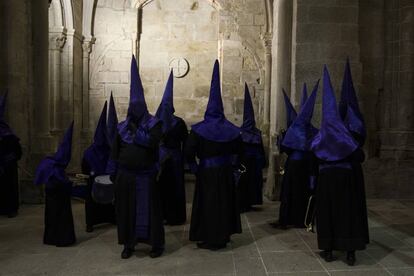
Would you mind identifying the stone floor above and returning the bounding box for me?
[0,199,413,276]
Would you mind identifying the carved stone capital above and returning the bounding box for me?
[82,37,96,54]
[49,32,67,50]
[261,32,273,49]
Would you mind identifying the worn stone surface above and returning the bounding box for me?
[91,0,266,127]
[0,198,413,274]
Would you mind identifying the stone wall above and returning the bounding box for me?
[291,0,361,124]
[90,0,267,129]
[361,0,414,199]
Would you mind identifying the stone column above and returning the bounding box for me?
[379,0,414,160]
[81,37,95,133]
[49,30,66,132]
[262,33,275,199]
[32,0,49,136]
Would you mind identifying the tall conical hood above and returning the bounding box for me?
[310,66,358,161]
[83,102,111,175]
[205,60,225,120]
[300,83,308,111]
[107,92,118,145]
[242,83,256,130]
[282,89,297,129]
[241,83,262,144]
[282,80,319,151]
[117,56,159,144]
[191,60,240,142]
[0,91,7,119]
[155,70,178,133]
[127,55,148,122]
[53,121,74,167]
[344,105,365,145]
[94,101,108,145]
[339,58,366,142]
[34,121,74,185]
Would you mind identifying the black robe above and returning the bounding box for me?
[43,177,76,247]
[185,131,242,246]
[159,118,188,225]
[237,142,265,212]
[316,148,369,251]
[0,135,22,216]
[277,150,315,228]
[81,159,116,229]
[111,122,164,248]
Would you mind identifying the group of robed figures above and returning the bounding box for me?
[1,55,369,266]
[31,56,265,259]
[270,60,369,266]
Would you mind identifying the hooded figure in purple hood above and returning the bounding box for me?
[155,71,188,225]
[237,83,266,212]
[184,60,242,251]
[311,66,369,266]
[0,92,22,218]
[82,102,115,233]
[108,56,164,259]
[34,121,76,247]
[271,82,320,229]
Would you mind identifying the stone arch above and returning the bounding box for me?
[49,0,74,30]
[132,0,222,10]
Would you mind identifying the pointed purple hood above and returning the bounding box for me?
[192,60,240,142]
[282,80,319,151]
[282,89,297,129]
[310,66,358,161]
[241,83,262,144]
[155,70,179,134]
[300,83,308,111]
[0,91,16,138]
[34,121,74,185]
[107,92,118,145]
[83,102,111,175]
[127,55,149,122]
[339,58,366,144]
[117,56,159,144]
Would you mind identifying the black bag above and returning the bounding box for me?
[92,175,114,204]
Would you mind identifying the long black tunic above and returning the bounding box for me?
[159,118,188,225]
[277,150,315,228]
[0,135,22,216]
[81,159,116,229]
[185,131,242,246]
[237,142,265,212]
[111,123,164,248]
[43,177,76,247]
[316,148,369,251]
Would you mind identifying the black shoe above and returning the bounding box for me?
[121,247,134,259]
[149,247,164,258]
[7,211,17,218]
[346,251,356,266]
[319,250,336,262]
[269,221,287,230]
[196,242,225,251]
[208,243,226,251]
[86,225,93,233]
[196,242,209,249]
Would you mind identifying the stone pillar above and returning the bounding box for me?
[48,30,67,132]
[32,0,50,136]
[379,0,414,160]
[81,37,95,133]
[262,33,272,138]
[262,33,274,199]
